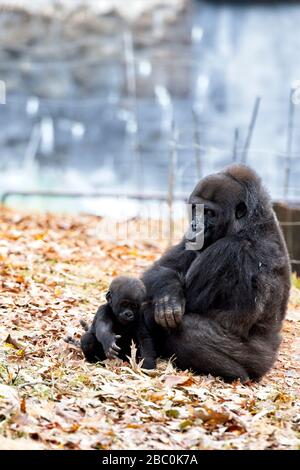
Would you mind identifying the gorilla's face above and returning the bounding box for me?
[188,165,265,248]
[114,298,140,325]
[106,276,146,325]
[107,292,141,325]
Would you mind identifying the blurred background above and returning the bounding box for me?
[0,0,300,270]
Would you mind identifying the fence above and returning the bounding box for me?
[0,1,300,271]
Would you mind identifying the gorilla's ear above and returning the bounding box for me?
[235,202,247,219]
[106,291,112,302]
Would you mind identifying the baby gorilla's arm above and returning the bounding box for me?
[93,305,121,359]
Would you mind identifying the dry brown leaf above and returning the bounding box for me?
[0,207,299,450]
[163,374,195,388]
[4,334,25,350]
[0,384,20,418]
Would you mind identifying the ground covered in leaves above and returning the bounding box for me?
[0,206,299,450]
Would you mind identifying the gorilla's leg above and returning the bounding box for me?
[137,331,157,370]
[80,332,106,363]
[240,333,280,381]
[161,314,273,382]
[137,304,157,369]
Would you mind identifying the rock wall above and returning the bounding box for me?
[0,0,188,98]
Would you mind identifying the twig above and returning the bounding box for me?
[18,381,44,389]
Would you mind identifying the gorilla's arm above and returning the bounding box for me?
[185,235,285,335]
[148,164,291,381]
[142,241,196,328]
[91,305,121,359]
[161,236,286,381]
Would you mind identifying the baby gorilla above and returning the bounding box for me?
[79,276,146,363]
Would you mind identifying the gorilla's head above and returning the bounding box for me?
[188,164,273,247]
[106,276,146,325]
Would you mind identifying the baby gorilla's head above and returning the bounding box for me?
[106,276,146,325]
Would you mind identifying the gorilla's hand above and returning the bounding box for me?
[154,295,185,328]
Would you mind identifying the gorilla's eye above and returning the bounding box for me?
[235,202,247,219]
[204,208,215,218]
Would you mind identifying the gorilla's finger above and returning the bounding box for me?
[164,305,178,328]
[111,343,121,352]
[154,300,164,324]
[161,300,172,329]
[158,312,168,329]
[172,303,184,326]
[154,302,160,324]
[175,297,185,320]
[64,336,80,347]
[115,335,122,340]
[156,305,168,329]
[161,296,184,328]
[107,348,119,359]
[154,305,160,325]
[155,296,182,329]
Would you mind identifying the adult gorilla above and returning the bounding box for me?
[141,165,291,381]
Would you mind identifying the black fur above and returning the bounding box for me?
[141,165,291,381]
[77,276,146,363]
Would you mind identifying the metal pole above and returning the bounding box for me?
[232,128,239,162]
[168,121,178,246]
[123,30,143,196]
[284,88,295,198]
[23,123,41,170]
[241,96,261,164]
[192,107,201,179]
